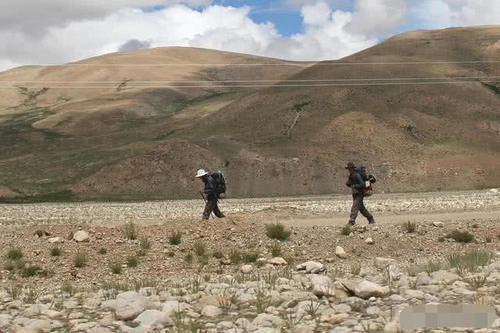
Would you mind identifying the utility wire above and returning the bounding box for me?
[2,76,500,83]
[0,80,498,89]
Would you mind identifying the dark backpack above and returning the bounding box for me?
[210,169,226,196]
[356,166,376,196]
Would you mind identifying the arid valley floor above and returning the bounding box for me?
[0,189,499,332]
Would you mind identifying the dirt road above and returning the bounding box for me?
[277,209,500,227]
[0,189,498,226]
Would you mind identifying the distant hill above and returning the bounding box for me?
[0,27,499,201]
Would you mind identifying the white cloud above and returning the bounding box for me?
[0,0,499,70]
[413,0,500,29]
[346,0,407,37]
[0,3,377,69]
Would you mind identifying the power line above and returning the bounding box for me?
[1,75,499,84]
[18,60,500,67]
[0,80,498,89]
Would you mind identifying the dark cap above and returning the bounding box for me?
[345,162,356,169]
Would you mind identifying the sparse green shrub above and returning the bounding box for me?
[194,241,206,257]
[61,281,75,295]
[423,261,443,274]
[407,260,443,276]
[185,253,193,265]
[446,230,475,243]
[212,250,223,259]
[265,223,291,241]
[169,231,182,245]
[21,265,41,277]
[351,262,361,275]
[404,221,416,233]
[229,250,242,264]
[243,252,259,263]
[448,249,492,274]
[167,251,175,258]
[198,255,209,266]
[98,247,107,255]
[341,224,352,236]
[465,274,489,290]
[74,252,88,268]
[140,237,151,250]
[50,247,61,256]
[38,269,54,278]
[7,247,23,260]
[123,222,138,240]
[127,256,138,268]
[4,261,15,271]
[137,249,147,257]
[271,242,282,257]
[111,262,122,274]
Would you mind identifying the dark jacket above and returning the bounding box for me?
[346,171,365,195]
[203,175,217,199]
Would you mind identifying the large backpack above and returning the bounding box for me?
[356,166,376,197]
[210,169,226,196]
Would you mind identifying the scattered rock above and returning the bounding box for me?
[267,257,287,266]
[365,237,374,244]
[296,261,325,274]
[310,275,334,297]
[432,221,444,227]
[73,231,90,243]
[374,257,396,270]
[335,246,348,259]
[48,237,62,243]
[352,280,390,299]
[201,305,222,318]
[240,265,253,274]
[133,310,171,328]
[114,291,152,320]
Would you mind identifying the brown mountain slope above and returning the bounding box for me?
[0,27,499,201]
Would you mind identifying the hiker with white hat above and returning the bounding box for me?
[195,168,225,220]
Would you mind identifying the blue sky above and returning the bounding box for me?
[208,0,356,36]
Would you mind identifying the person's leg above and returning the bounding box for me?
[202,199,214,220]
[213,200,225,218]
[349,194,361,225]
[359,196,375,224]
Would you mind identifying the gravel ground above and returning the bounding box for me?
[0,189,499,226]
[0,189,499,332]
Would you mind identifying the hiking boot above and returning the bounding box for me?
[368,219,375,225]
[348,220,356,226]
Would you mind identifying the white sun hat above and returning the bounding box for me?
[195,169,209,178]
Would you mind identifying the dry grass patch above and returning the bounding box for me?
[74,252,88,268]
[169,231,182,245]
[265,223,291,241]
[446,230,475,243]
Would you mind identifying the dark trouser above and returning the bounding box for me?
[202,196,224,220]
[349,193,374,224]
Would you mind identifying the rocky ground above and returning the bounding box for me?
[0,189,499,332]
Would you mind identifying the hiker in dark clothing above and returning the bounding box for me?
[196,169,225,220]
[345,162,375,225]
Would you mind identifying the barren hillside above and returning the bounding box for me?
[0,27,499,201]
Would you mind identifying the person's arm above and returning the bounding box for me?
[200,186,206,200]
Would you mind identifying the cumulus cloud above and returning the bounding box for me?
[413,0,500,28]
[0,0,499,70]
